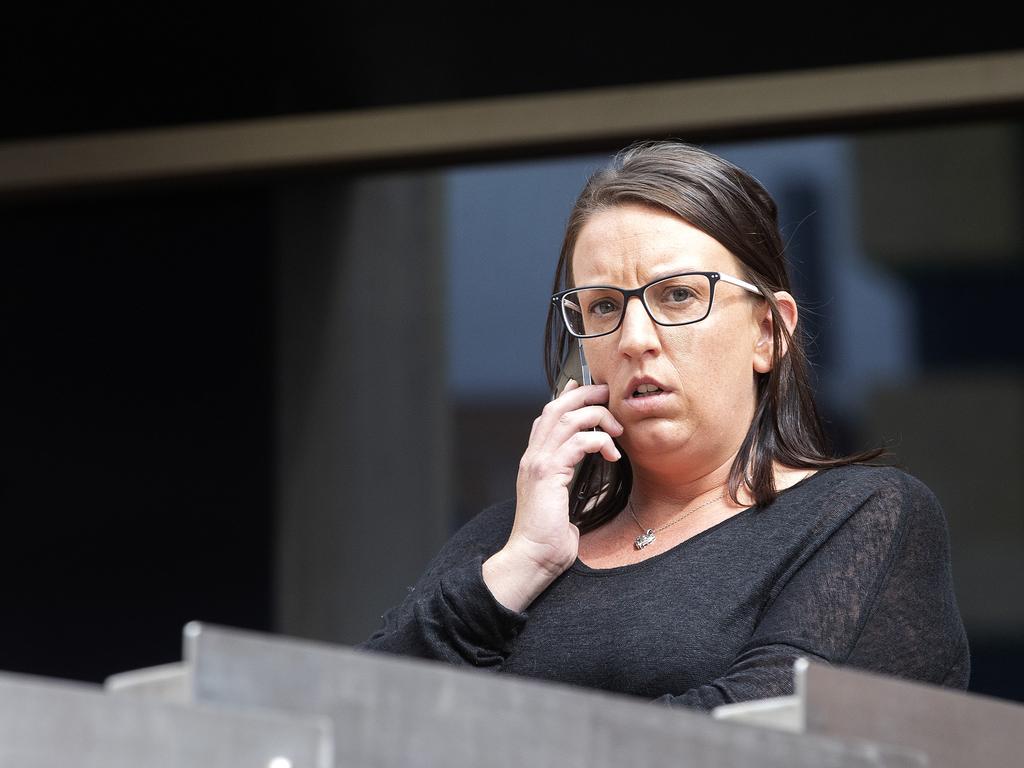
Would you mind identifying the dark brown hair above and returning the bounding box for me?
[544,140,886,534]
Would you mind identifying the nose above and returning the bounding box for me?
[616,295,661,358]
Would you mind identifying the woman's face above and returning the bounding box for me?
[571,203,772,475]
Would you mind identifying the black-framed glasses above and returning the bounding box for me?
[552,271,763,339]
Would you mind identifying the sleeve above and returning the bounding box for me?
[355,501,530,668]
[653,469,971,710]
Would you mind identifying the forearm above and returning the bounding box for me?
[652,644,829,711]
[358,555,530,667]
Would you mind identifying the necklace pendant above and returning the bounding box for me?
[634,529,656,550]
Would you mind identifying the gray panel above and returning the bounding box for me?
[712,695,803,732]
[0,670,331,768]
[187,623,923,768]
[799,659,1024,768]
[105,662,189,703]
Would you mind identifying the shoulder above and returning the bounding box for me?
[769,464,947,556]
[793,463,941,516]
[828,463,943,520]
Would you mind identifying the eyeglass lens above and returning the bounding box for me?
[561,274,713,337]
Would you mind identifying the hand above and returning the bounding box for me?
[483,381,624,612]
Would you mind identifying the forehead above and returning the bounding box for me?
[570,203,742,285]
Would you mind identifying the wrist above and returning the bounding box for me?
[482,546,564,614]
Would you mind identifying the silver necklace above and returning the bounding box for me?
[628,492,726,550]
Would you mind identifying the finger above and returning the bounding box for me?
[517,430,621,489]
[550,377,578,401]
[540,405,623,453]
[536,399,622,450]
[556,380,611,406]
[557,431,622,467]
[534,378,580,442]
[535,383,616,445]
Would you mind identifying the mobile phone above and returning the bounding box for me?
[552,339,592,400]
[553,340,603,496]
[577,339,592,387]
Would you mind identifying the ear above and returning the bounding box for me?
[752,291,798,374]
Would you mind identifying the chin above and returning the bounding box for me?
[621,421,690,459]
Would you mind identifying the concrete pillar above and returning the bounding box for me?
[273,172,451,643]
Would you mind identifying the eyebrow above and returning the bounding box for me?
[577,265,706,287]
[649,265,703,280]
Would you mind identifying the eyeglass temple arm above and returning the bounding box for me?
[718,273,763,296]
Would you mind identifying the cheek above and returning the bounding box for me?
[662,333,719,383]
[669,330,752,404]
[703,315,756,370]
[581,339,616,380]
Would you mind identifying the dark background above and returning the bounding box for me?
[6,10,1024,141]
[3,8,1023,699]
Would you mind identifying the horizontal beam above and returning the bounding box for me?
[2,50,1022,194]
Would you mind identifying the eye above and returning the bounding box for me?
[664,285,695,303]
[588,297,621,316]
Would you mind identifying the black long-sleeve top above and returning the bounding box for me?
[358,464,970,709]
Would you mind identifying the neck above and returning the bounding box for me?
[627,448,750,528]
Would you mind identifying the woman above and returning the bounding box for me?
[358,141,970,709]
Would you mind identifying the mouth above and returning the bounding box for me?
[631,383,665,398]
[624,376,672,404]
